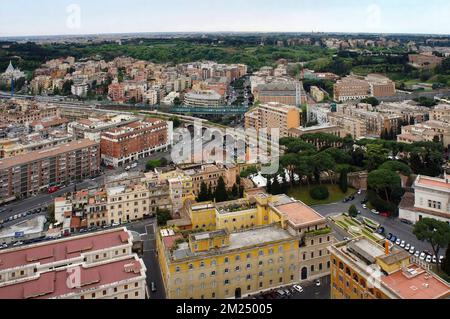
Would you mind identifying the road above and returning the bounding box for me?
[314,191,446,258]
[126,219,166,299]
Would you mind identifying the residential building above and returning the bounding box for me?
[0,139,100,203]
[409,54,444,69]
[254,81,306,106]
[329,237,450,299]
[107,184,153,224]
[399,175,450,225]
[430,104,450,123]
[334,77,370,102]
[310,86,326,102]
[245,102,301,138]
[157,192,335,299]
[100,119,171,168]
[71,83,89,97]
[0,228,148,299]
[184,90,223,107]
[328,113,367,139]
[397,120,450,147]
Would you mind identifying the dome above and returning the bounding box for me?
[5,61,15,73]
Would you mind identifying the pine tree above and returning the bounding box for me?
[197,182,209,202]
[266,176,272,194]
[231,184,239,199]
[339,169,348,193]
[214,177,229,203]
[281,175,288,194]
[271,176,281,195]
[442,243,450,275]
[207,185,213,201]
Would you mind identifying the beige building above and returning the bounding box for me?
[310,86,326,102]
[397,120,450,147]
[328,113,367,139]
[430,104,450,123]
[334,77,370,102]
[245,102,301,137]
[107,184,153,224]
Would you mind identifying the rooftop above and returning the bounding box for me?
[0,139,98,170]
[272,195,326,228]
[0,228,130,271]
[0,257,143,299]
[415,175,450,191]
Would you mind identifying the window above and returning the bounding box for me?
[224,268,229,274]
[246,275,252,280]
[224,257,229,263]
[103,290,107,296]
[259,250,264,256]
[247,253,251,259]
[211,260,217,267]
[235,255,241,261]
[135,292,139,297]
[92,293,96,298]
[200,273,206,279]
[124,294,128,299]
[189,264,194,270]
[211,271,216,276]
[200,262,205,268]
[224,280,230,285]
[176,266,180,273]
[235,266,240,272]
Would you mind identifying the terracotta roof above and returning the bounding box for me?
[0,229,130,271]
[0,258,143,299]
[274,201,326,228]
[382,265,450,299]
[416,176,450,190]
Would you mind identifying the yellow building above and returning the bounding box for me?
[329,237,450,299]
[158,192,335,299]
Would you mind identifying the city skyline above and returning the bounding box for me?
[1,0,450,37]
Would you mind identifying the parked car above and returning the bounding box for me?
[426,255,432,263]
[414,251,420,258]
[284,289,291,296]
[400,241,406,248]
[390,236,397,243]
[112,222,120,227]
[432,256,437,264]
[276,290,286,297]
[405,244,411,251]
[420,252,426,261]
[440,256,445,263]
[1,243,8,249]
[362,204,368,209]
[315,280,321,287]
[371,209,379,215]
[358,190,362,195]
[387,233,393,240]
[395,238,401,246]
[409,246,415,254]
[293,285,304,293]
[13,241,23,247]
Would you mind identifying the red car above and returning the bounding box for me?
[48,186,60,194]
[380,212,390,218]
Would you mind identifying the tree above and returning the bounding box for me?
[266,176,273,194]
[368,169,402,202]
[197,182,210,202]
[170,116,182,128]
[348,205,358,218]
[413,218,450,267]
[47,203,56,224]
[214,177,229,203]
[442,243,450,275]
[146,159,162,172]
[310,186,330,200]
[365,144,390,171]
[271,177,282,195]
[379,161,412,176]
[339,168,349,193]
[361,97,380,107]
[156,209,172,226]
[231,183,239,199]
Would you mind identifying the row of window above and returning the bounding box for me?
[80,282,140,299]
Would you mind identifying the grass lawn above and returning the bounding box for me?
[287,184,356,206]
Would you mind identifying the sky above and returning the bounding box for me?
[1,0,450,37]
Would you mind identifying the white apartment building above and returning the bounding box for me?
[399,175,450,225]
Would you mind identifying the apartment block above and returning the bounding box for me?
[100,119,171,167]
[327,113,367,139]
[430,104,450,123]
[245,102,301,137]
[397,120,450,147]
[329,237,450,299]
[253,81,306,106]
[334,77,370,102]
[157,192,335,299]
[0,139,100,202]
[0,228,147,299]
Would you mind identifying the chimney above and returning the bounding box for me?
[385,240,390,256]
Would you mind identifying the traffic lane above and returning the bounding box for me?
[314,195,444,256]
[0,176,105,222]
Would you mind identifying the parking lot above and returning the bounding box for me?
[246,276,331,300]
[314,192,446,263]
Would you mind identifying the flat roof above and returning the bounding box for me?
[0,229,130,271]
[0,257,143,299]
[382,265,450,299]
[0,139,98,170]
[273,197,326,228]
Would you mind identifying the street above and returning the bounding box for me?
[313,191,446,257]
[126,219,166,299]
